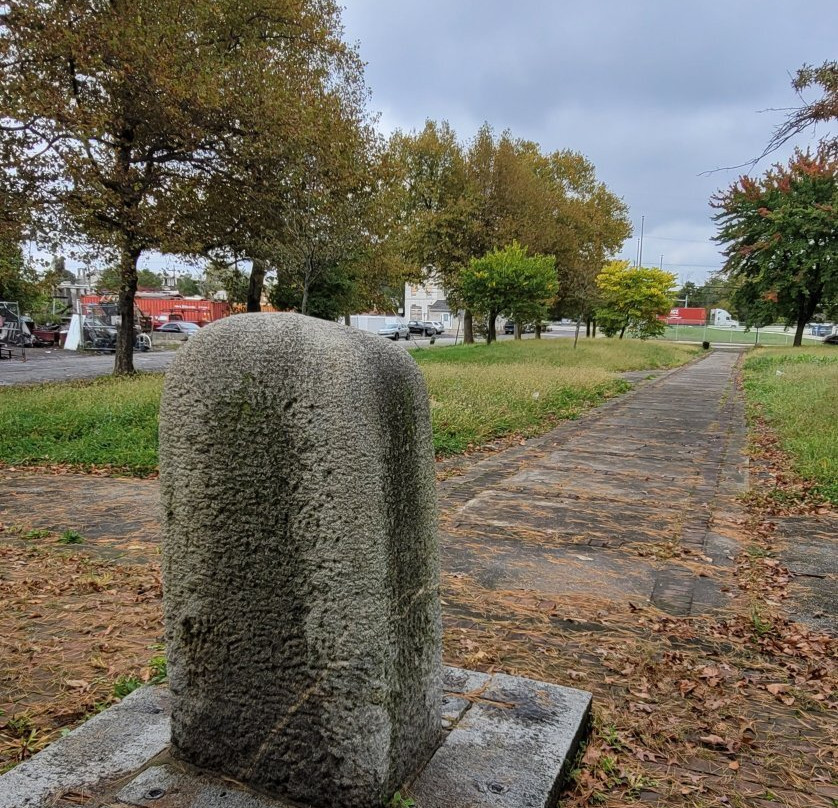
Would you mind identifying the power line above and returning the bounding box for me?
[641,235,718,245]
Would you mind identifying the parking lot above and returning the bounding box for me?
[0,347,176,386]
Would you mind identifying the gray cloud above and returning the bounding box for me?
[343,0,837,281]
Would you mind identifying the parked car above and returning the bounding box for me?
[824,334,838,345]
[429,321,445,334]
[154,321,200,335]
[377,322,410,341]
[503,320,536,335]
[407,320,437,337]
[810,323,833,337]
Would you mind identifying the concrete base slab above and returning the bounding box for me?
[0,686,171,808]
[0,668,591,808]
[412,668,591,807]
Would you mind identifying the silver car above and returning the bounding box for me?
[377,322,410,341]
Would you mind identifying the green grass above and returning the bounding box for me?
[0,339,697,470]
[743,347,838,504]
[413,337,696,372]
[412,339,697,454]
[0,375,161,474]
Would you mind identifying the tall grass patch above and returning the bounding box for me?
[743,347,838,504]
[424,363,627,455]
[412,337,697,372]
[0,374,162,474]
[1,338,697,471]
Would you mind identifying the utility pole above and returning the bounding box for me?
[637,215,645,268]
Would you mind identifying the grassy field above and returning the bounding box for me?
[743,347,838,504]
[0,339,697,472]
[656,324,824,345]
[412,339,697,454]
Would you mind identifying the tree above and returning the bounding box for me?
[268,115,389,316]
[0,241,41,312]
[459,242,557,344]
[530,150,631,346]
[392,122,630,344]
[176,275,201,297]
[766,61,837,157]
[203,259,249,306]
[97,266,161,293]
[178,11,371,317]
[1,0,361,374]
[388,121,474,332]
[596,261,676,339]
[712,148,837,345]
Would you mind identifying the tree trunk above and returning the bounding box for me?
[514,321,522,339]
[300,260,312,316]
[792,320,804,346]
[535,324,542,339]
[585,318,591,338]
[246,258,267,313]
[344,313,351,326]
[487,310,498,344]
[573,312,583,348]
[114,246,140,376]
[592,319,597,338]
[463,309,474,344]
[619,324,626,340]
[793,292,820,347]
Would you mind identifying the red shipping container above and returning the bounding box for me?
[81,294,230,326]
[663,307,706,326]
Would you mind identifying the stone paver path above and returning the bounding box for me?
[439,350,747,618]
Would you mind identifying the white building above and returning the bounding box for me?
[404,275,460,330]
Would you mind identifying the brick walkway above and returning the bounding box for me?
[438,350,747,617]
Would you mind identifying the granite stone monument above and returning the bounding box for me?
[159,313,442,807]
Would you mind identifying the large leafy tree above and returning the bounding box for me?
[712,148,837,345]
[0,241,38,311]
[267,120,406,318]
[391,122,630,344]
[529,149,631,343]
[459,241,557,344]
[596,261,676,340]
[184,23,372,315]
[387,121,474,327]
[0,0,359,374]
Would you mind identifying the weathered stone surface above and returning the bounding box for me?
[773,515,838,635]
[114,764,291,807]
[159,313,442,808]
[0,686,170,808]
[412,669,592,808]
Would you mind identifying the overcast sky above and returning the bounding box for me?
[341,0,837,286]
[47,2,835,285]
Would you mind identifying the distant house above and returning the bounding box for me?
[404,275,460,330]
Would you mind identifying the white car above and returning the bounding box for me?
[429,321,445,334]
[377,322,410,341]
